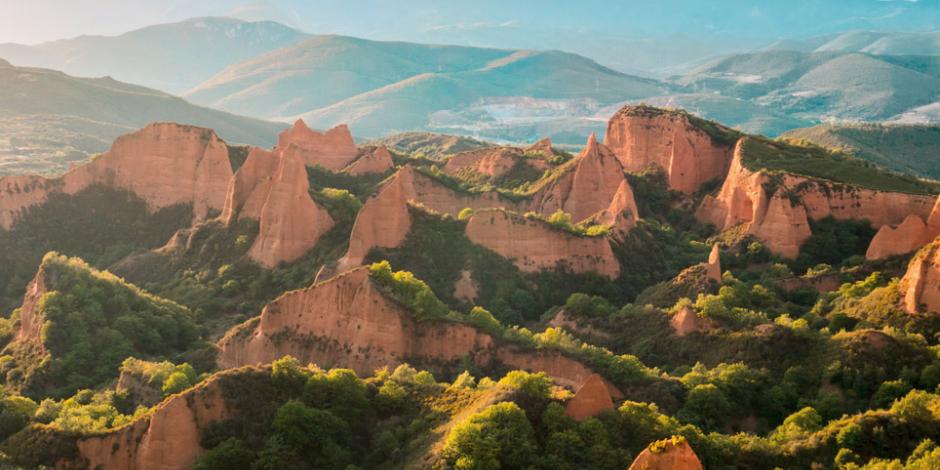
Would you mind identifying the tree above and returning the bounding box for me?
[680,384,731,431]
[442,402,538,470]
[192,438,254,470]
[271,400,351,468]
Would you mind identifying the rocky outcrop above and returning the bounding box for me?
[221,147,334,267]
[564,374,614,421]
[453,270,478,302]
[670,305,715,337]
[443,147,524,178]
[12,265,48,351]
[465,210,620,279]
[628,436,704,470]
[866,197,940,260]
[343,145,395,176]
[0,123,234,229]
[342,133,638,269]
[697,138,935,258]
[900,238,940,314]
[277,120,358,171]
[706,244,721,282]
[525,138,554,156]
[71,373,230,470]
[605,106,737,194]
[217,268,622,394]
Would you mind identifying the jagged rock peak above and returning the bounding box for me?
[564,374,614,421]
[629,436,704,470]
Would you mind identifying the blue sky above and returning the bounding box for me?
[2,0,938,46]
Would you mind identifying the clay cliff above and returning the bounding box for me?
[605,105,737,194]
[866,197,940,260]
[465,210,620,279]
[217,267,621,394]
[66,371,231,470]
[0,123,234,229]
[706,244,721,282]
[698,138,935,258]
[563,374,615,421]
[899,237,940,314]
[342,133,638,270]
[670,305,715,337]
[221,147,334,268]
[442,147,549,179]
[277,119,358,171]
[628,436,704,470]
[343,145,395,176]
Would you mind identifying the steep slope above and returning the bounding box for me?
[217,267,621,394]
[900,237,940,314]
[0,59,284,176]
[366,131,493,160]
[2,253,196,398]
[782,123,940,180]
[697,137,937,258]
[0,17,307,94]
[0,122,234,229]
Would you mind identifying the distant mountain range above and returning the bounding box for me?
[3,18,940,151]
[0,17,307,94]
[0,59,283,175]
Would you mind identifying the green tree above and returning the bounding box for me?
[442,402,538,470]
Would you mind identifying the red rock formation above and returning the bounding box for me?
[72,372,230,470]
[221,147,335,268]
[529,134,638,231]
[670,305,714,337]
[454,270,478,302]
[442,147,523,178]
[216,267,622,395]
[866,196,940,260]
[525,138,555,156]
[564,374,615,421]
[343,145,395,176]
[0,123,233,229]
[697,138,934,258]
[900,238,940,313]
[277,119,358,171]
[605,106,736,194]
[12,265,48,351]
[629,436,704,470]
[706,244,721,282]
[465,210,620,279]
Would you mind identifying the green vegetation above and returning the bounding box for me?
[739,137,940,195]
[0,253,198,398]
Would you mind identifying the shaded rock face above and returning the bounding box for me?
[628,437,704,470]
[277,119,358,171]
[670,305,714,337]
[465,210,620,279]
[605,107,736,194]
[706,244,721,283]
[11,266,48,352]
[0,123,233,229]
[866,197,940,260]
[73,376,229,470]
[217,268,621,394]
[343,145,395,176]
[453,270,478,302]
[697,138,935,258]
[564,374,614,421]
[900,238,940,313]
[525,138,554,157]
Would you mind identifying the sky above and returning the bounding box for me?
[2,0,939,45]
[1,0,939,75]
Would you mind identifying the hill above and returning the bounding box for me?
[0,59,284,175]
[366,132,494,160]
[768,30,940,56]
[675,49,940,124]
[782,123,940,180]
[0,17,307,94]
[186,36,672,140]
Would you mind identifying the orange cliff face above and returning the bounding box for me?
[278,119,359,171]
[343,145,395,176]
[628,437,704,470]
[605,106,737,194]
[900,237,940,314]
[866,197,940,260]
[221,147,334,268]
[68,372,231,470]
[341,134,639,269]
[0,123,234,230]
[564,374,615,421]
[216,267,622,394]
[441,146,549,179]
[465,210,620,279]
[697,138,935,259]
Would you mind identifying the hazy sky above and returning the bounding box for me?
[2,0,938,45]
